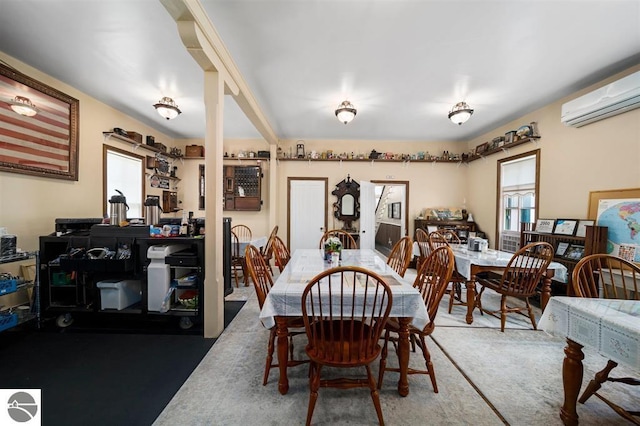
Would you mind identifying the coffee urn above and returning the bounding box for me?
[144,196,162,226]
[109,189,129,226]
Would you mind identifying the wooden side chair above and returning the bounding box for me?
[260,225,279,274]
[231,224,252,242]
[386,236,413,278]
[378,245,455,393]
[414,228,431,267]
[272,236,291,273]
[475,241,554,332]
[428,230,468,313]
[230,231,247,287]
[301,266,393,426]
[318,229,358,249]
[245,245,307,385]
[572,254,640,424]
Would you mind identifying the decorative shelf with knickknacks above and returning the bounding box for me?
[103,129,183,160]
[520,219,607,296]
[468,122,541,162]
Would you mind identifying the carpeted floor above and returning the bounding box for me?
[156,272,639,426]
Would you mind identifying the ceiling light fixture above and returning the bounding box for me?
[9,95,38,117]
[154,96,181,120]
[448,101,474,125]
[335,100,357,124]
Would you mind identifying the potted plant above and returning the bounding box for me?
[323,236,343,261]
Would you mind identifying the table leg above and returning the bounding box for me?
[560,338,584,426]
[465,276,476,325]
[397,317,411,397]
[275,317,290,395]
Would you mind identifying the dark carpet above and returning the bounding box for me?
[0,301,245,426]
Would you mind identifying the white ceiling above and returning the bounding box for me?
[0,0,639,143]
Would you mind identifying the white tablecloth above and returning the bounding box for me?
[259,249,429,330]
[237,236,267,255]
[451,245,568,283]
[539,296,640,370]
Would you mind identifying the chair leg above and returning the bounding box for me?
[447,284,455,314]
[525,297,537,330]
[377,329,390,389]
[366,364,385,426]
[306,362,321,426]
[500,295,507,332]
[476,286,486,315]
[263,328,276,386]
[579,360,619,404]
[419,335,438,393]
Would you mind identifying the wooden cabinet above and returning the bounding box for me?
[520,223,607,296]
[223,165,262,211]
[414,219,478,243]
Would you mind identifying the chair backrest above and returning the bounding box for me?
[231,231,240,257]
[428,230,460,251]
[231,224,252,242]
[301,266,393,365]
[262,225,279,259]
[497,241,554,297]
[272,236,291,272]
[414,245,455,329]
[572,254,640,300]
[387,236,413,277]
[245,244,274,308]
[318,229,358,249]
[415,228,431,261]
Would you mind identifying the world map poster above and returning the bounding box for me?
[596,198,640,263]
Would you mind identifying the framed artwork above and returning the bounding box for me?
[554,219,578,236]
[391,202,401,219]
[592,190,640,263]
[535,219,555,233]
[475,142,489,155]
[588,188,640,219]
[563,244,585,261]
[0,63,79,180]
[575,220,594,238]
[555,242,570,257]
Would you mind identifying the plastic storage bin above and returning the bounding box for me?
[96,279,141,310]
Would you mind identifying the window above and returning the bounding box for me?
[103,146,145,219]
[497,150,540,252]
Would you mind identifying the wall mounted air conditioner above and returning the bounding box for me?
[561,70,640,128]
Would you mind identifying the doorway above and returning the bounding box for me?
[371,180,409,256]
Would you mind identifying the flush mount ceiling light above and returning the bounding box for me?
[335,100,357,124]
[448,101,474,125]
[153,96,181,120]
[9,95,38,117]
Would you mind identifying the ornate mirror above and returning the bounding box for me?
[332,175,360,231]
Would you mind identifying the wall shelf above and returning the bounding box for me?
[467,136,540,162]
[103,132,182,160]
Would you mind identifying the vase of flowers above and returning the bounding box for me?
[323,236,343,262]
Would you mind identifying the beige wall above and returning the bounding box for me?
[0,53,176,251]
[3,50,639,254]
[466,65,640,246]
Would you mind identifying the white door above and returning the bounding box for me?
[289,178,327,252]
[359,180,376,250]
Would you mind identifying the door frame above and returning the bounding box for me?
[287,177,328,248]
[371,180,410,237]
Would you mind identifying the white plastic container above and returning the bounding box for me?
[147,245,188,312]
[96,279,141,310]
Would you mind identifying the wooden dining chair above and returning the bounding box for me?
[475,241,554,332]
[301,266,393,426]
[378,245,455,393]
[572,254,640,423]
[230,231,246,287]
[386,236,413,278]
[318,229,358,249]
[245,245,308,386]
[260,225,279,274]
[272,236,291,273]
[428,230,468,313]
[414,228,431,267]
[231,224,252,242]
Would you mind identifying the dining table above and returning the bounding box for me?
[450,244,568,324]
[236,236,267,285]
[259,248,429,396]
[538,296,640,425]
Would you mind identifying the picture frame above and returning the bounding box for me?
[587,188,640,219]
[391,202,401,219]
[553,219,578,236]
[563,244,585,261]
[555,242,570,257]
[475,142,489,156]
[535,219,555,233]
[575,219,594,238]
[0,63,79,180]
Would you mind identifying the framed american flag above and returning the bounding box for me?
[0,62,79,180]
